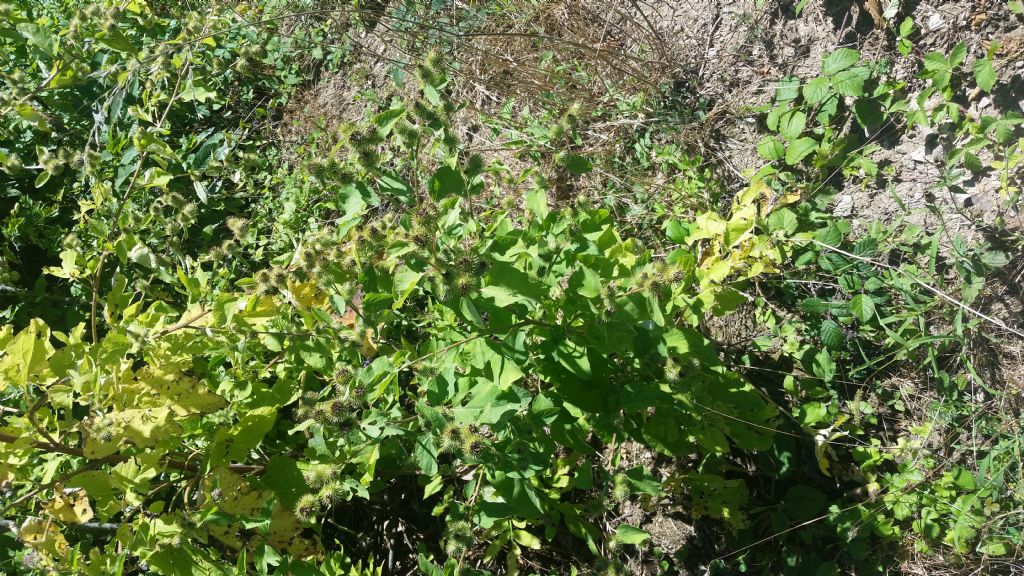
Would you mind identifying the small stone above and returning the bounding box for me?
[833,194,854,217]
[927,13,945,31]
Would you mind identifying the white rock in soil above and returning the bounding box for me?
[833,194,854,217]
[927,12,945,31]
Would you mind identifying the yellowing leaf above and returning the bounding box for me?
[208,468,272,518]
[724,204,757,247]
[0,463,15,485]
[43,488,94,524]
[814,436,832,477]
[360,328,378,357]
[18,518,69,557]
[266,504,321,558]
[287,280,326,308]
[685,213,727,244]
[701,259,733,285]
[0,318,54,391]
[137,365,226,416]
[212,406,276,463]
[83,407,178,459]
[208,522,244,551]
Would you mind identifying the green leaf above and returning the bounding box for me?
[899,16,914,37]
[963,151,983,173]
[490,353,524,389]
[949,42,968,68]
[765,106,782,132]
[613,525,650,546]
[512,530,541,549]
[853,98,884,129]
[97,29,137,54]
[756,137,785,161]
[260,457,305,509]
[799,298,846,315]
[802,76,831,106]
[179,82,216,103]
[392,266,424,309]
[822,48,860,75]
[849,294,876,323]
[946,467,976,490]
[898,37,913,56]
[423,475,445,499]
[972,58,996,92]
[815,222,844,246]
[775,76,801,102]
[766,207,798,234]
[378,172,414,204]
[561,154,593,175]
[577,266,603,299]
[665,220,688,243]
[922,52,953,88]
[17,22,56,55]
[372,106,406,133]
[142,167,173,188]
[819,319,844,348]
[414,434,438,476]
[422,82,441,106]
[34,170,51,188]
[832,66,870,97]
[785,137,818,165]
[978,541,1010,555]
[481,262,547,308]
[428,166,465,201]
[812,348,835,381]
[979,250,1009,268]
[16,104,50,132]
[797,401,828,426]
[295,338,331,373]
[525,188,549,219]
[778,109,807,141]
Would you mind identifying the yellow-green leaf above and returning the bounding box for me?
[0,319,54,391]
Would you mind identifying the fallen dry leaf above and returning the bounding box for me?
[864,0,884,28]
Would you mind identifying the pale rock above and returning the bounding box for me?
[833,194,854,217]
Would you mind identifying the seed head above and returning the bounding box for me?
[611,473,629,501]
[226,216,249,239]
[317,480,346,506]
[294,493,321,522]
[303,465,334,489]
[328,399,348,422]
[461,434,486,458]
[439,423,463,454]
